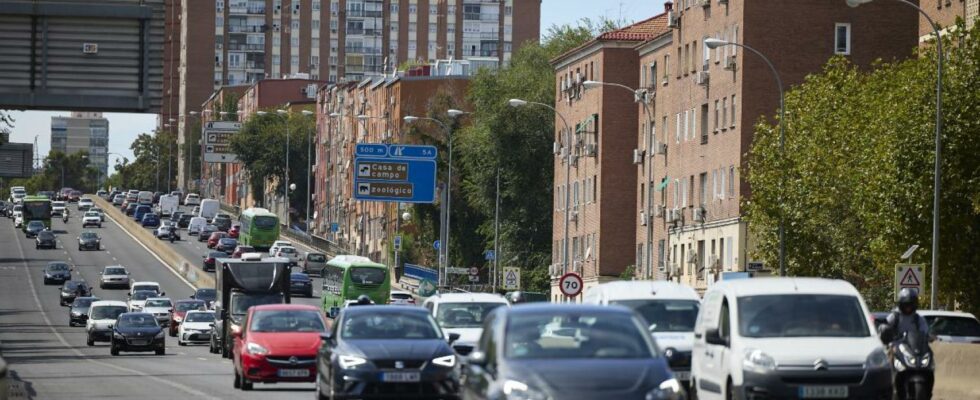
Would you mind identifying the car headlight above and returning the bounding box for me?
[338,355,367,369]
[246,342,268,355]
[71,311,82,317]
[502,379,549,400]
[866,348,889,369]
[113,332,125,339]
[921,351,932,368]
[646,378,684,400]
[155,330,166,339]
[743,348,777,372]
[432,354,456,368]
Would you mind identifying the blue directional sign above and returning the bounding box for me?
[354,143,437,203]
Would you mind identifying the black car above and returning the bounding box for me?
[125,202,138,216]
[317,306,461,400]
[68,296,101,327]
[289,273,313,298]
[153,191,164,204]
[43,262,72,284]
[170,211,185,223]
[215,237,238,253]
[60,280,92,306]
[213,215,232,232]
[177,213,193,228]
[202,251,225,272]
[198,225,218,242]
[24,220,45,237]
[36,230,57,249]
[461,304,684,400]
[110,312,166,356]
[78,231,102,251]
[191,288,217,308]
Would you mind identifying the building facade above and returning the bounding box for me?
[50,112,110,183]
[920,0,979,40]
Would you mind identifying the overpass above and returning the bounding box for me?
[0,0,164,113]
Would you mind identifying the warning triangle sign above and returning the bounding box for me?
[900,268,920,286]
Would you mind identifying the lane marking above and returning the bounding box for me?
[105,213,196,290]
[11,225,221,400]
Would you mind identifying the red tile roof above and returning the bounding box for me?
[597,13,669,41]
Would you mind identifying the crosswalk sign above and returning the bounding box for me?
[502,267,520,290]
[894,264,925,300]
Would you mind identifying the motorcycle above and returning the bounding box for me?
[63,214,69,223]
[879,323,934,400]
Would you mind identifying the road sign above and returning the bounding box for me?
[469,267,479,276]
[433,240,440,250]
[330,222,339,233]
[418,279,437,297]
[446,267,469,275]
[895,263,925,299]
[502,267,520,290]
[559,272,583,297]
[202,121,242,163]
[468,275,480,283]
[404,263,437,282]
[747,261,765,272]
[354,143,437,203]
[394,235,402,251]
[484,250,495,261]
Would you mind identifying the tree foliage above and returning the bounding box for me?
[746,20,980,313]
[109,129,178,192]
[11,150,99,193]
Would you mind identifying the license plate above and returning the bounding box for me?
[278,369,311,378]
[129,339,149,345]
[382,372,421,382]
[673,371,691,381]
[799,386,848,398]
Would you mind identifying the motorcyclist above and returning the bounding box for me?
[353,295,374,306]
[886,288,933,400]
[63,208,70,223]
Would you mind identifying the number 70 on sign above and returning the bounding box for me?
[559,272,583,298]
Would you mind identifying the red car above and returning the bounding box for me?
[228,224,240,238]
[207,232,228,249]
[232,304,326,390]
[169,299,208,337]
[231,245,255,259]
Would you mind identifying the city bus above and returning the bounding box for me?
[21,195,53,230]
[238,207,279,251]
[321,255,391,312]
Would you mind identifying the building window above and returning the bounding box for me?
[699,172,707,207]
[835,23,851,55]
[714,100,720,132]
[447,23,455,34]
[429,23,437,33]
[683,110,689,141]
[712,169,718,200]
[675,113,681,143]
[663,55,670,83]
[448,5,455,15]
[291,55,299,66]
[730,95,737,127]
[700,104,709,143]
[729,166,735,197]
[313,19,320,30]
[311,55,319,66]
[408,4,417,14]
[408,40,416,50]
[390,4,398,13]
[722,97,728,128]
[313,0,320,11]
[430,4,438,14]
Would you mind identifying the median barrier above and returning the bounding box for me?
[91,197,215,289]
[934,342,980,399]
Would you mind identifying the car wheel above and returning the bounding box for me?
[234,370,242,389]
[86,336,94,346]
[78,245,82,251]
[110,345,119,356]
[241,376,252,391]
[156,346,165,355]
[726,379,734,400]
[688,377,698,400]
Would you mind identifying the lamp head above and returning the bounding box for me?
[329,112,341,118]
[356,115,370,120]
[403,116,420,123]
[256,111,268,116]
[582,80,602,89]
[508,99,528,107]
[846,0,872,7]
[704,38,727,49]
[219,111,229,116]
[276,109,288,115]
[189,111,199,116]
[301,110,314,116]
[447,109,467,118]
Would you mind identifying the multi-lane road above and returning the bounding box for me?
[0,204,322,399]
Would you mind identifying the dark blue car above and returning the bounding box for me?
[141,213,160,228]
[133,205,152,222]
[110,312,165,356]
[289,272,313,297]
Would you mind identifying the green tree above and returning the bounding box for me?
[109,129,178,192]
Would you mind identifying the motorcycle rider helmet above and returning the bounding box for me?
[355,294,373,306]
[897,287,918,315]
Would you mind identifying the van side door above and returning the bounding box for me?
[693,290,727,399]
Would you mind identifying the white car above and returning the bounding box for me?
[272,246,301,265]
[127,291,156,312]
[919,310,980,344]
[177,310,216,346]
[14,214,23,228]
[51,201,67,217]
[99,266,131,289]
[155,221,177,238]
[691,278,890,400]
[78,198,94,211]
[390,290,416,305]
[422,292,509,355]
[142,297,174,327]
[268,240,293,256]
[184,193,201,206]
[85,300,129,346]
[129,281,163,297]
[89,207,106,221]
[82,211,102,228]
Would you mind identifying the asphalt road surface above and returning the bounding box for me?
[0,206,319,399]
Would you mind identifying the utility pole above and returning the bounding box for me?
[493,168,500,292]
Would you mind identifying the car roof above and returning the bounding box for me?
[146,297,172,302]
[704,277,860,297]
[584,280,701,301]
[91,300,128,307]
[342,305,430,315]
[103,265,126,270]
[176,298,205,304]
[425,292,508,304]
[250,304,320,312]
[504,303,633,316]
[918,310,978,319]
[132,281,160,286]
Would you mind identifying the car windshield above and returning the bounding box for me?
[610,299,700,333]
[350,267,385,285]
[391,293,413,300]
[104,267,126,275]
[436,302,506,328]
[230,293,283,316]
[64,281,86,290]
[291,273,310,282]
[738,294,871,338]
[236,247,254,253]
[209,252,226,258]
[48,263,69,271]
[504,312,656,360]
[38,232,55,239]
[279,247,296,254]
[249,310,325,332]
[133,285,158,293]
[131,291,155,301]
[928,316,980,337]
[185,312,215,323]
[81,232,98,239]
[195,289,216,301]
[73,298,97,308]
[341,312,441,339]
[308,254,326,262]
[117,314,159,328]
[91,306,127,320]
[144,299,172,308]
[220,238,236,244]
[28,221,44,228]
[254,216,278,229]
[176,301,206,312]
[52,202,65,208]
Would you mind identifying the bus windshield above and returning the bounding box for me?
[350,267,385,285]
[253,216,277,229]
[23,201,52,220]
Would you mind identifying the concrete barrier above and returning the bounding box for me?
[934,342,980,399]
[91,197,215,289]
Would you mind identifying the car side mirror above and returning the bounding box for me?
[705,328,729,347]
[220,310,228,319]
[231,329,242,338]
[327,307,340,319]
[189,294,195,298]
[448,332,461,345]
[320,331,333,343]
[107,324,113,330]
[467,351,488,367]
[160,292,165,296]
[878,324,896,345]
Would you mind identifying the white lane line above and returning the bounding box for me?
[112,257,118,261]
[105,214,196,290]
[197,357,208,361]
[12,227,221,400]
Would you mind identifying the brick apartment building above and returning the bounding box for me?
[920,0,978,40]
[314,69,469,263]
[547,16,670,302]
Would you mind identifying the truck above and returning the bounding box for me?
[198,198,219,220]
[156,194,179,217]
[212,254,291,358]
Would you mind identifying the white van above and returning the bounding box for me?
[85,300,129,345]
[690,278,890,400]
[583,280,701,383]
[422,292,509,355]
[157,194,179,217]
[198,199,219,220]
[137,191,154,205]
[187,216,208,236]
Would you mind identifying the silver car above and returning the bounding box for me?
[99,266,131,289]
[142,297,174,327]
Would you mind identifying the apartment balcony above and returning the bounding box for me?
[344,46,382,55]
[480,31,499,39]
[227,63,245,70]
[227,43,265,51]
[245,61,266,71]
[246,7,266,14]
[228,25,267,33]
[345,10,384,18]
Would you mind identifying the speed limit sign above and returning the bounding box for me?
[559,272,583,297]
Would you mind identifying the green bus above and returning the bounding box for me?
[238,207,279,251]
[321,255,391,312]
[22,195,53,230]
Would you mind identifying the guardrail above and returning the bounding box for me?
[92,197,215,289]
[934,342,980,399]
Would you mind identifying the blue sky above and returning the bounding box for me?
[6,0,666,174]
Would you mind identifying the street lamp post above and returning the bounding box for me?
[187,110,211,192]
[508,98,573,288]
[705,38,786,277]
[257,109,293,223]
[302,110,314,234]
[846,0,946,313]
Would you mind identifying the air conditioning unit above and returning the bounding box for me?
[696,71,710,86]
[694,207,706,222]
[553,142,562,155]
[666,207,681,223]
[639,211,647,226]
[570,210,579,223]
[724,55,737,71]
[667,11,679,29]
[700,0,711,7]
[654,142,667,155]
[584,143,597,157]
[669,262,679,275]
[653,204,665,217]
[632,148,645,165]
[687,251,698,264]
[642,89,656,103]
[719,0,728,4]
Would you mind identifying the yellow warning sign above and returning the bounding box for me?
[894,263,925,300]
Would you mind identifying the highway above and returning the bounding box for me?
[0,204,319,399]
